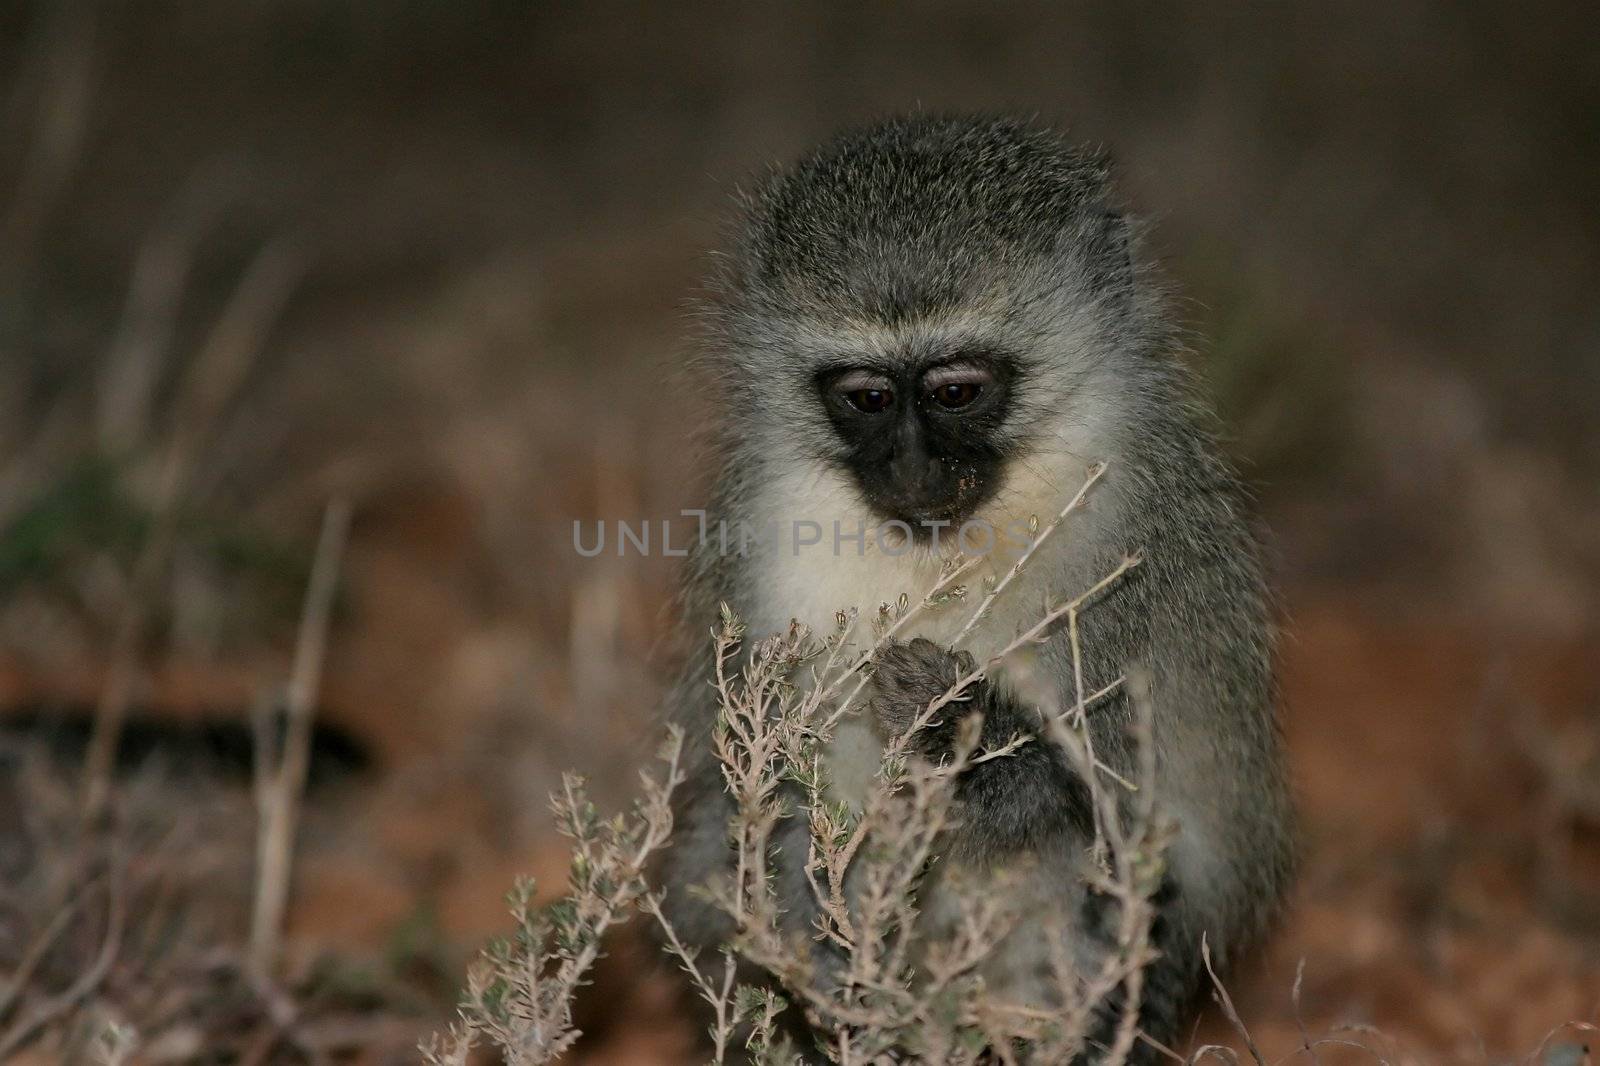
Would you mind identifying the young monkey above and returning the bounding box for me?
[658,113,1294,1060]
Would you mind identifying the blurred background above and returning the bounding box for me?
[1,2,1597,1061]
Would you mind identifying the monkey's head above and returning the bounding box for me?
[707,114,1164,538]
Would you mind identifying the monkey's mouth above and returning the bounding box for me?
[891,503,974,535]
[866,478,994,541]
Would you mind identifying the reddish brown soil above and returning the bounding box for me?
[1205,601,1600,1060]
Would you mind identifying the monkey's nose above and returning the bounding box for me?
[888,449,940,494]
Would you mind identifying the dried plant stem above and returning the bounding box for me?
[880,553,1141,773]
[79,500,179,824]
[1068,603,1107,856]
[424,729,686,1065]
[1202,935,1267,1066]
[822,553,984,732]
[951,459,1107,646]
[0,883,85,1023]
[81,236,305,823]
[643,894,739,1063]
[96,160,242,455]
[250,498,351,975]
[0,852,126,1061]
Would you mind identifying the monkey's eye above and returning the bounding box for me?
[923,363,992,411]
[831,371,895,414]
[846,387,894,413]
[931,381,981,409]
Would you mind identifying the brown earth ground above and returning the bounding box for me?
[9,548,1596,1063]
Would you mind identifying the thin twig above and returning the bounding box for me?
[0,849,126,1060]
[250,498,351,975]
[0,883,87,1023]
[1290,959,1323,1066]
[879,554,1141,773]
[643,893,738,1063]
[96,159,243,455]
[82,236,305,823]
[822,553,983,732]
[1202,935,1267,1066]
[951,460,1107,646]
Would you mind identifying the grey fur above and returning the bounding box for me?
[658,114,1295,1060]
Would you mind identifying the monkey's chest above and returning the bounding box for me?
[822,711,885,814]
[748,542,1041,813]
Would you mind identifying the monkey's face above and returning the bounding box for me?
[814,351,1018,531]
[718,116,1146,542]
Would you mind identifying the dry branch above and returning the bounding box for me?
[249,497,352,975]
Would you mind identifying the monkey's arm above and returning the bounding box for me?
[869,638,1094,858]
[871,639,1201,1055]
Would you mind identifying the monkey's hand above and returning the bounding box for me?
[868,637,1094,857]
[866,637,978,755]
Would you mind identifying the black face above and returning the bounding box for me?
[816,354,1017,533]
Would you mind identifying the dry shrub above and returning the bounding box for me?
[427,478,1180,1064]
[423,491,1599,1065]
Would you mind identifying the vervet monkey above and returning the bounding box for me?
[658,114,1293,1060]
